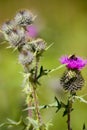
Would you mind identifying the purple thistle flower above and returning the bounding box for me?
[26,25,38,38]
[60,55,87,70]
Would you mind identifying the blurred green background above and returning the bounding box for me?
[0,0,87,129]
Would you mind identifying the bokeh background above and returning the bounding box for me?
[0,0,87,129]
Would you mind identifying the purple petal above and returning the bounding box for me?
[26,25,38,38]
[60,55,87,70]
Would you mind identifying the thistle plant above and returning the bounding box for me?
[0,9,48,130]
[59,54,87,130]
[1,9,87,130]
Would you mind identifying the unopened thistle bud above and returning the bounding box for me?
[60,55,87,93]
[14,10,34,27]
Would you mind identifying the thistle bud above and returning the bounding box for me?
[60,69,84,92]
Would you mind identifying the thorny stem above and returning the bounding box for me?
[67,98,72,130]
[26,55,40,119]
[32,83,42,124]
[28,99,33,118]
[27,54,42,126]
[34,55,39,82]
[32,55,42,124]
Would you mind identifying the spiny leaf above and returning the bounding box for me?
[25,117,38,126]
[55,97,62,112]
[37,66,50,80]
[63,107,73,117]
[55,97,66,112]
[74,96,87,104]
[7,118,22,126]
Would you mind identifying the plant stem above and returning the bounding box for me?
[32,55,42,125]
[28,100,32,118]
[32,83,42,124]
[67,99,72,130]
[34,56,39,82]
[26,53,42,126]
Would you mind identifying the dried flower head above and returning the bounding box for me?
[60,55,87,70]
[35,38,46,51]
[25,39,46,53]
[60,69,84,92]
[19,49,34,65]
[14,10,34,27]
[1,20,16,34]
[7,29,26,47]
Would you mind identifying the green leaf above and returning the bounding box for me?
[55,97,62,112]
[37,66,50,80]
[63,108,68,117]
[63,107,73,117]
[55,97,66,112]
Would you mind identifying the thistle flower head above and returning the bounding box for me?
[26,39,46,53]
[60,55,87,70]
[60,55,86,93]
[35,38,46,51]
[19,49,34,65]
[1,20,16,34]
[14,10,34,27]
[7,29,26,47]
